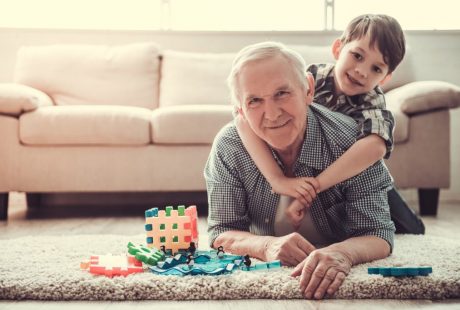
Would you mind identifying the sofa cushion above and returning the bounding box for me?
[0,83,53,116]
[159,50,235,107]
[14,43,160,109]
[388,107,409,144]
[151,105,233,144]
[19,106,152,145]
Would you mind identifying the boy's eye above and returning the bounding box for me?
[352,52,363,60]
[373,66,382,74]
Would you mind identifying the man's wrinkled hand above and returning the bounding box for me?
[264,233,316,266]
[290,248,352,299]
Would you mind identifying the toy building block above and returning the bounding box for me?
[81,254,143,277]
[241,260,282,271]
[150,250,244,276]
[145,205,199,254]
[127,242,165,266]
[368,266,433,277]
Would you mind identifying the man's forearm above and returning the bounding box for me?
[327,235,391,265]
[213,230,273,261]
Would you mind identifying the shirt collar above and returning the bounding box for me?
[297,106,324,170]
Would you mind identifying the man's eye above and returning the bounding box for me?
[276,91,289,98]
[248,98,261,107]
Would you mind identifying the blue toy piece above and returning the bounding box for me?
[368,266,433,277]
[240,260,282,271]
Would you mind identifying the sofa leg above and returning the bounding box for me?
[26,193,42,209]
[0,192,9,220]
[418,188,439,216]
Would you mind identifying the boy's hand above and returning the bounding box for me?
[272,177,320,207]
[285,199,306,230]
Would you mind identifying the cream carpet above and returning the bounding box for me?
[0,234,458,300]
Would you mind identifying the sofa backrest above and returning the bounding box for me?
[157,44,416,108]
[14,43,160,109]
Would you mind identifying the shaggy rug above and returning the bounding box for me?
[0,234,459,300]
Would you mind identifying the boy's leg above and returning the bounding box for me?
[388,188,425,234]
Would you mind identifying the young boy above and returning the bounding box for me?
[236,14,425,234]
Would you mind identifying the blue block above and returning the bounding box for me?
[368,267,380,274]
[379,267,391,277]
[145,224,152,231]
[390,267,408,277]
[407,267,420,276]
[145,207,158,218]
[267,261,282,268]
[146,237,153,244]
[419,267,433,276]
[254,264,268,270]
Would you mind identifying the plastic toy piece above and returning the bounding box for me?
[240,260,282,271]
[81,254,143,277]
[127,242,165,266]
[368,266,433,277]
[145,205,199,254]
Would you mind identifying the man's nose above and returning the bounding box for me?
[263,101,282,121]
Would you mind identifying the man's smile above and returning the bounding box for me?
[265,118,291,129]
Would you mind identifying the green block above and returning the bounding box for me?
[173,236,178,242]
[160,223,166,230]
[165,206,173,216]
[160,236,166,242]
[178,205,185,216]
[172,223,178,229]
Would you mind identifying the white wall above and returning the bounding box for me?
[1,28,459,201]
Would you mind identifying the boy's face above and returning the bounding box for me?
[332,35,392,96]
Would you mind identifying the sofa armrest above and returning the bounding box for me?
[385,81,460,116]
[0,83,53,116]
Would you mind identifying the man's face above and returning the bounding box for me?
[237,55,313,152]
[333,35,391,96]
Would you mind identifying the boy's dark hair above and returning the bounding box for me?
[340,14,405,73]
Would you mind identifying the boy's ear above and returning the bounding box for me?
[379,73,392,86]
[332,38,343,60]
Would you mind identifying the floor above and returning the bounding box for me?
[1,192,459,310]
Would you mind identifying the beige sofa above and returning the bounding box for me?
[0,42,459,220]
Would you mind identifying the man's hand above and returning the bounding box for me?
[290,247,352,299]
[264,233,316,266]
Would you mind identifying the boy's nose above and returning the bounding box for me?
[355,67,367,79]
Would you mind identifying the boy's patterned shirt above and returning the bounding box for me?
[308,63,395,158]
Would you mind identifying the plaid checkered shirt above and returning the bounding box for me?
[205,104,396,251]
[308,63,395,159]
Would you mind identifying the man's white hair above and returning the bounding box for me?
[227,41,308,108]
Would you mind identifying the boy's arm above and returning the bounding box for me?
[236,116,317,205]
[316,134,386,192]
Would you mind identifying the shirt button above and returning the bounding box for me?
[265,218,270,223]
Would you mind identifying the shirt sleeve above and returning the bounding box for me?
[342,161,396,252]
[204,128,251,248]
[349,89,395,159]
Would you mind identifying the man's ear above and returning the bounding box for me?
[305,72,315,104]
[332,38,343,60]
[379,73,392,86]
[236,106,246,119]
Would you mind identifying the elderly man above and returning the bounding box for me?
[204,42,395,299]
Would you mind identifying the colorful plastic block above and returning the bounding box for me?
[241,260,282,271]
[145,205,199,254]
[127,242,165,266]
[81,254,143,277]
[368,266,433,277]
